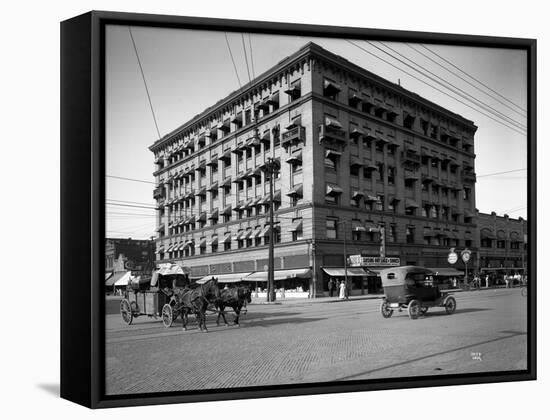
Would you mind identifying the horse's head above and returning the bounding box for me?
[202,278,220,300]
[240,286,252,303]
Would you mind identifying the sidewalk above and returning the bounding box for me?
[249,293,383,306]
[249,285,509,306]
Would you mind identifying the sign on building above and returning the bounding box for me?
[348,255,401,267]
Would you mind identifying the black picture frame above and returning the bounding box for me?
[61,10,537,409]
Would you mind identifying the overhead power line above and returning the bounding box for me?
[128,27,161,140]
[370,41,526,132]
[419,44,527,114]
[476,168,526,178]
[107,198,156,206]
[107,202,156,210]
[248,33,255,79]
[107,175,156,185]
[406,43,527,119]
[224,32,241,88]
[241,33,252,84]
[345,40,526,136]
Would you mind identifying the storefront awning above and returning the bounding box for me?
[245,268,312,282]
[106,271,130,287]
[221,232,232,243]
[113,271,132,287]
[323,267,370,277]
[197,272,252,284]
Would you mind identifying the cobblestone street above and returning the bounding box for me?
[105,288,527,395]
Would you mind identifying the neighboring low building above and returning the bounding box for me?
[105,238,156,276]
[476,212,527,280]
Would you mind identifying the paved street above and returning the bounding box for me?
[105,288,527,395]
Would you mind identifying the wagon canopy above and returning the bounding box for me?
[379,266,434,287]
[151,263,190,287]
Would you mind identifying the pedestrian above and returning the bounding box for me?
[328,278,334,297]
[338,280,346,300]
[485,274,489,288]
[505,275,510,288]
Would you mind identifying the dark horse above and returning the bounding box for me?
[215,286,252,327]
[174,278,220,332]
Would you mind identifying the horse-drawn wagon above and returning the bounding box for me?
[119,263,189,325]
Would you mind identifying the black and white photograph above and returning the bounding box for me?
[103,22,531,396]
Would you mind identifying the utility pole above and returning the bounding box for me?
[343,219,349,299]
[265,156,279,302]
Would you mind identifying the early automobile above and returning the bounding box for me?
[119,263,189,325]
[379,266,457,320]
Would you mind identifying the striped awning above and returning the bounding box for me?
[245,268,312,282]
[323,267,369,277]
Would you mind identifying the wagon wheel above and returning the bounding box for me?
[407,299,420,320]
[162,304,174,328]
[120,299,133,325]
[380,300,393,318]
[420,307,429,315]
[444,296,457,315]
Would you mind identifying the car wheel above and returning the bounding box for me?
[408,300,420,320]
[380,300,393,318]
[444,296,456,315]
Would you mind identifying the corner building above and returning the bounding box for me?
[150,42,478,297]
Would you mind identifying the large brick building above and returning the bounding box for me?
[149,42,479,297]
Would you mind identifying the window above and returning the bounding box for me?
[422,206,429,218]
[224,239,231,251]
[405,178,415,189]
[363,167,372,179]
[465,239,472,247]
[323,78,340,100]
[377,163,384,181]
[375,141,385,153]
[430,206,438,219]
[325,153,338,171]
[511,242,520,250]
[375,195,384,211]
[291,218,304,241]
[406,227,415,244]
[464,188,471,200]
[497,240,506,249]
[387,166,395,185]
[325,193,338,205]
[421,120,429,135]
[287,79,301,101]
[350,164,360,176]
[326,218,338,239]
[273,126,280,148]
[403,114,415,129]
[212,243,218,253]
[388,224,396,243]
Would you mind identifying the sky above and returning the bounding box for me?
[105,25,527,240]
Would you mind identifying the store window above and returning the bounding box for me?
[326,218,338,239]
